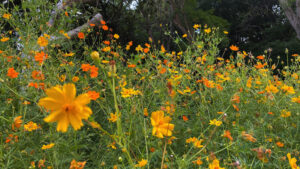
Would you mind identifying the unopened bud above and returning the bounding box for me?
[90,51,100,61]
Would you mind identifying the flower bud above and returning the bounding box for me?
[90,51,100,61]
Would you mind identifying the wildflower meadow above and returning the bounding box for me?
[0,1,300,169]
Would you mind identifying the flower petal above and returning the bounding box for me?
[56,114,69,132]
[75,93,91,105]
[38,98,62,111]
[63,83,76,102]
[44,110,62,122]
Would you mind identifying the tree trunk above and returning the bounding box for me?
[279,0,300,39]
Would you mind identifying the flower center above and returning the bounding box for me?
[63,104,74,113]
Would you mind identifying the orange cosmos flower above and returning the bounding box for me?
[276,141,284,147]
[151,110,174,138]
[38,83,92,132]
[81,64,91,71]
[256,55,265,60]
[223,130,233,141]
[102,25,108,31]
[7,67,19,78]
[32,70,45,80]
[28,82,38,88]
[12,116,22,130]
[87,91,100,100]
[254,62,267,69]
[231,94,240,103]
[160,67,167,74]
[242,131,256,142]
[34,51,48,64]
[182,115,189,122]
[230,45,239,51]
[70,159,86,169]
[100,20,106,25]
[103,40,110,45]
[78,32,85,39]
[127,64,136,68]
[89,65,98,78]
[143,48,150,53]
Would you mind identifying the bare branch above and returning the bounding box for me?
[279,0,300,39]
[49,13,103,41]
[66,13,103,39]
[47,0,64,27]
[296,0,300,16]
[48,0,98,27]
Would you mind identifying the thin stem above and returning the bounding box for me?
[111,65,134,167]
[160,138,168,169]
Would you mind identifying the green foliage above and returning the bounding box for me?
[0,1,300,169]
[184,0,230,30]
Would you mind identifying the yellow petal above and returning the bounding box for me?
[81,107,92,119]
[68,113,83,130]
[38,98,61,111]
[45,86,65,102]
[56,114,69,132]
[44,110,62,122]
[75,93,91,105]
[63,83,76,102]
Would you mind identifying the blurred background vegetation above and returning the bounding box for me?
[1,0,300,63]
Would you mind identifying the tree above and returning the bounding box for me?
[279,0,300,39]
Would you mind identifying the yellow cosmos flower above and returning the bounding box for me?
[114,34,120,39]
[41,143,55,150]
[121,88,141,98]
[287,153,300,169]
[1,37,10,42]
[151,110,174,138]
[265,84,278,94]
[37,36,48,47]
[208,159,225,169]
[209,119,222,126]
[193,24,200,29]
[281,84,295,94]
[108,112,118,122]
[63,52,75,57]
[204,28,211,34]
[3,13,12,19]
[135,159,147,167]
[24,121,40,131]
[291,96,300,103]
[280,109,291,118]
[38,83,92,132]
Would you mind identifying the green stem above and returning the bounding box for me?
[160,138,168,169]
[111,66,134,167]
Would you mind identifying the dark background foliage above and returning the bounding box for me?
[1,0,299,62]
